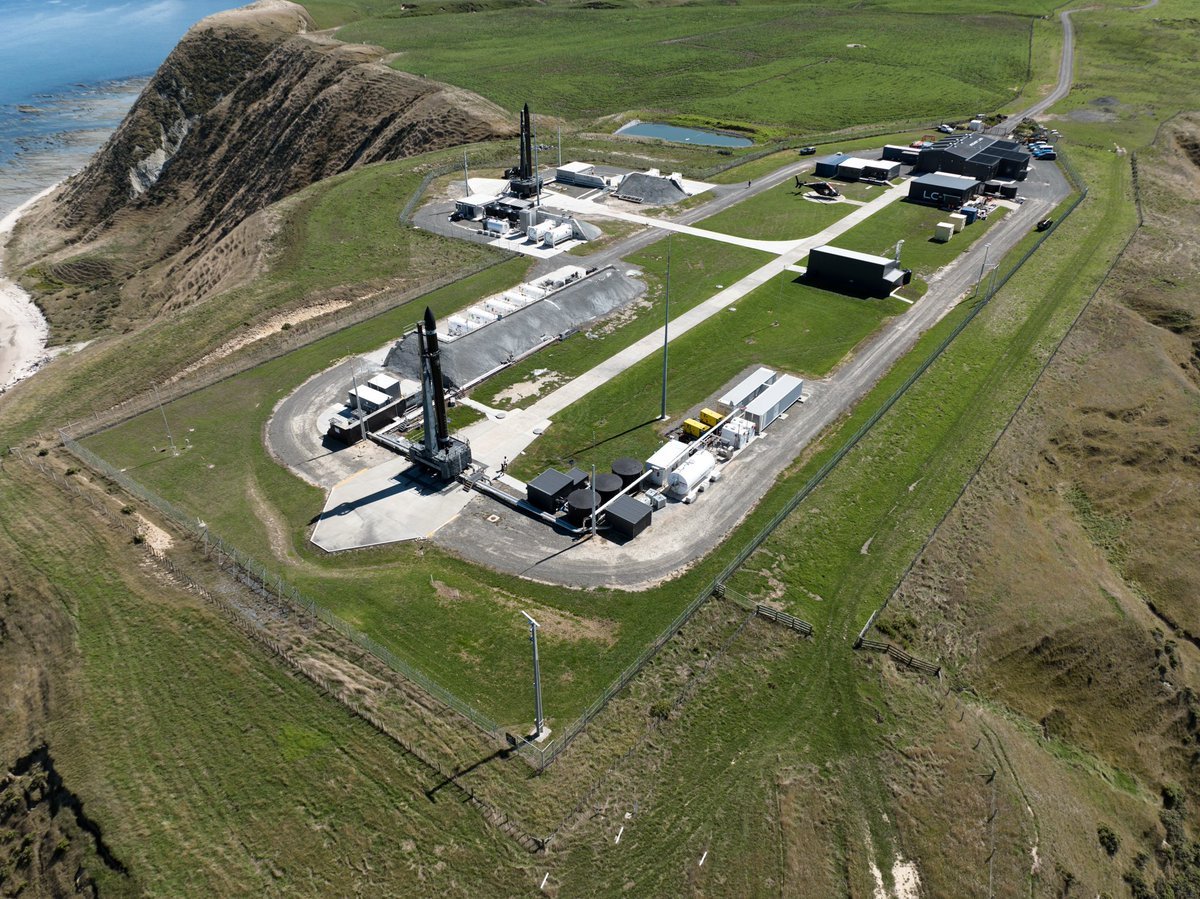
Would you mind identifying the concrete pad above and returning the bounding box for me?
[311,457,474,551]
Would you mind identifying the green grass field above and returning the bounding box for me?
[830,198,1008,279]
[699,181,852,241]
[335,4,1031,134]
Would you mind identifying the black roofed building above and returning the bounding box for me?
[805,245,912,298]
[908,172,983,208]
[916,134,1030,182]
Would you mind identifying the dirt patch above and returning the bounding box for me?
[133,512,173,552]
[170,298,351,382]
[490,590,619,646]
[431,579,462,601]
[491,370,562,405]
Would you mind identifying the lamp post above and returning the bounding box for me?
[974,243,991,299]
[660,233,672,420]
[521,611,544,739]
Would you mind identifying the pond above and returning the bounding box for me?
[615,120,752,148]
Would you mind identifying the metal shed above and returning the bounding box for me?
[606,495,652,539]
[744,374,805,433]
[835,157,871,181]
[863,160,901,181]
[718,366,778,409]
[367,374,401,398]
[814,153,850,178]
[527,469,574,513]
[348,384,392,413]
[556,161,607,189]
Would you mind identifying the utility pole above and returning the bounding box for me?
[532,117,541,207]
[660,233,672,420]
[350,360,367,442]
[974,243,991,299]
[591,463,598,538]
[557,125,562,167]
[152,384,177,456]
[463,150,469,197]
[520,611,544,739]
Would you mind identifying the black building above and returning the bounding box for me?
[527,469,575,513]
[907,172,983,208]
[916,134,1030,181]
[606,495,652,539]
[806,245,912,298]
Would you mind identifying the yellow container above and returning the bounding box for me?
[683,418,709,439]
[699,408,721,427]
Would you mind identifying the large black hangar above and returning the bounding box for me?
[916,133,1030,182]
[908,172,983,208]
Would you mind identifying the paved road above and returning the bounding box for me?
[440,160,1068,586]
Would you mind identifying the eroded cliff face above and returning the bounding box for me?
[14,0,516,333]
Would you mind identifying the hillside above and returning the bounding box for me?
[7,0,515,343]
[880,114,1200,895]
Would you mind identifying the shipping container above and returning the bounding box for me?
[744,374,804,433]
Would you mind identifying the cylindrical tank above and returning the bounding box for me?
[594,473,622,503]
[667,450,716,498]
[611,457,643,488]
[565,488,597,526]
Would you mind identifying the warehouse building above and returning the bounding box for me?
[882,144,921,165]
[814,152,850,178]
[916,134,1030,181]
[907,172,983,208]
[805,245,912,297]
[862,159,901,181]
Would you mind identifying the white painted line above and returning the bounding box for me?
[699,850,708,867]
[615,825,624,844]
[540,873,549,889]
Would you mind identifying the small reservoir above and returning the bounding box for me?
[616,121,752,148]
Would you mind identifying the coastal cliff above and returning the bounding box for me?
[11,0,515,335]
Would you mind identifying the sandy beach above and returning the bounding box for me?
[0,184,57,393]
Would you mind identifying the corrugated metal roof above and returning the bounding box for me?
[811,244,895,266]
[912,172,981,190]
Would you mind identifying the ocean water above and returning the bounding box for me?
[0,0,236,217]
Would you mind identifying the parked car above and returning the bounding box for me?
[798,146,816,155]
[937,124,955,134]
[1034,151,1057,161]
[1036,218,1054,231]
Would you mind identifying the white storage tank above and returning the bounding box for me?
[526,222,552,243]
[646,439,690,487]
[667,450,716,498]
[543,223,574,247]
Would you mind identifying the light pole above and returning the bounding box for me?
[973,242,991,299]
[660,233,672,420]
[350,360,367,442]
[521,611,544,739]
[152,384,177,456]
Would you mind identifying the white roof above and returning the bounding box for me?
[368,373,400,389]
[812,244,894,266]
[718,366,777,407]
[459,193,499,206]
[647,439,690,469]
[836,157,871,170]
[557,161,594,174]
[746,374,804,416]
[349,385,391,405]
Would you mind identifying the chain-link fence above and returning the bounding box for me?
[59,434,503,740]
